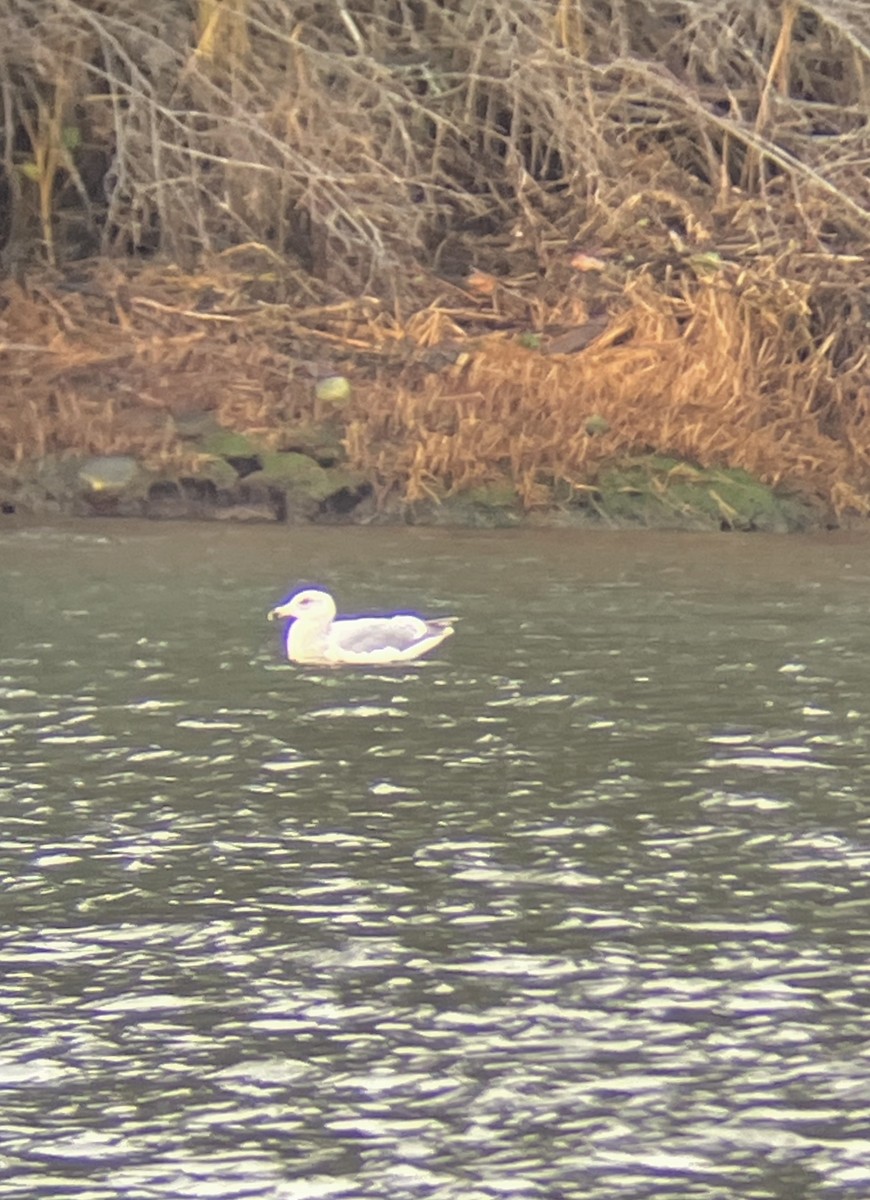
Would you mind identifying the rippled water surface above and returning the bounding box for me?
[2,520,870,1199]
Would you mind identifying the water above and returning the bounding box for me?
[1,520,869,1199]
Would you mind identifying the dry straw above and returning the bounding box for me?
[346,261,869,511]
[0,1,867,511]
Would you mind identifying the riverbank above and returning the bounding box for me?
[2,2,867,530]
[0,447,826,533]
[0,256,860,532]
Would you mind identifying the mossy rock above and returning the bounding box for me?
[188,455,241,489]
[172,412,223,442]
[591,456,811,531]
[278,419,347,463]
[77,455,141,494]
[0,455,79,513]
[200,429,262,459]
[246,452,366,503]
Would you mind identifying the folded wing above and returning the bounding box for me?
[329,615,454,663]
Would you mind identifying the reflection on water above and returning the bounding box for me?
[2,521,870,1199]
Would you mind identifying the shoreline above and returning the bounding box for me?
[0,447,836,533]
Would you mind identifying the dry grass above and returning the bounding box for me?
[0,1,868,514]
[345,256,870,511]
[0,260,298,468]
[1,0,867,284]
[1,249,867,514]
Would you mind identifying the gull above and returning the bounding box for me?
[268,588,455,666]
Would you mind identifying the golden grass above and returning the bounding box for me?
[3,0,868,289]
[346,264,870,513]
[0,250,867,517]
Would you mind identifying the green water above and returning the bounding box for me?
[1,520,869,1199]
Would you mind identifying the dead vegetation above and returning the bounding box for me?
[0,0,868,516]
[348,263,869,512]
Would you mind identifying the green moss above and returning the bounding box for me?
[461,481,520,510]
[191,455,241,488]
[201,429,261,458]
[172,412,222,441]
[425,479,522,527]
[591,456,810,531]
[247,452,367,503]
[280,419,347,463]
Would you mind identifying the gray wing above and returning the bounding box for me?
[331,615,435,654]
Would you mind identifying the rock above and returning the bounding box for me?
[239,453,370,521]
[590,456,814,531]
[191,455,242,489]
[247,452,352,501]
[314,375,352,405]
[144,477,281,522]
[200,429,261,459]
[172,412,223,441]
[77,455,140,494]
[276,419,347,464]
